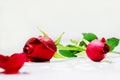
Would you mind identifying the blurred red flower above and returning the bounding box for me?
[23,36,57,62]
[86,38,110,62]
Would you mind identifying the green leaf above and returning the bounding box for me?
[75,51,86,57]
[55,32,64,45]
[106,37,119,51]
[59,50,77,57]
[82,33,98,42]
[53,52,65,58]
[57,44,86,57]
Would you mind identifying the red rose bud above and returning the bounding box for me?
[23,36,57,62]
[86,38,110,62]
[0,53,26,74]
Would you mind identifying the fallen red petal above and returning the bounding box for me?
[0,53,26,74]
[0,54,10,67]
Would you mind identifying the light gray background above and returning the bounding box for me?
[0,0,120,54]
[1,1,120,80]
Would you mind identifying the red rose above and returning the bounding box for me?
[0,53,26,74]
[86,38,110,62]
[23,36,57,62]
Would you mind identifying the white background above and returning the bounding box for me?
[0,0,120,80]
[0,0,120,54]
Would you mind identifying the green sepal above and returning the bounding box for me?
[55,32,64,45]
[37,27,48,37]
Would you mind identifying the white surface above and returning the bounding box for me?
[0,54,120,80]
[0,0,120,54]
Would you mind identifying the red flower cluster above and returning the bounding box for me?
[86,38,110,62]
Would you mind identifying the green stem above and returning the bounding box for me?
[110,51,120,54]
[82,38,89,45]
[76,46,86,51]
[57,45,86,51]
[105,55,112,63]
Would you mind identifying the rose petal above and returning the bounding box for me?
[23,37,40,54]
[29,44,55,61]
[38,36,57,52]
[0,54,10,67]
[1,53,26,74]
[25,37,40,45]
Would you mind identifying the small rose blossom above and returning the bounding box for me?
[86,38,110,62]
[0,53,26,74]
[23,36,57,62]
